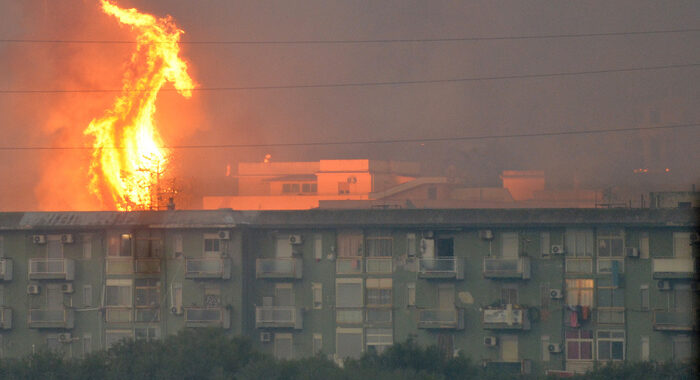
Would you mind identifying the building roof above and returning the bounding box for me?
[0,208,696,230]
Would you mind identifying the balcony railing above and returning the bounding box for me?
[565,257,593,274]
[653,310,695,331]
[28,308,74,329]
[483,257,530,279]
[185,257,232,279]
[134,258,161,274]
[256,258,303,279]
[184,307,230,329]
[483,360,532,375]
[0,258,12,281]
[336,257,363,274]
[255,306,303,329]
[28,258,75,280]
[418,257,464,279]
[482,305,530,330]
[652,258,696,279]
[105,307,132,323]
[0,307,11,329]
[365,258,392,274]
[417,308,464,330]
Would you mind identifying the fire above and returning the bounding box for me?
[84,0,195,210]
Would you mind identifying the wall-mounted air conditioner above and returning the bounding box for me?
[61,234,74,244]
[548,343,563,353]
[657,280,672,291]
[32,235,46,244]
[550,245,564,255]
[289,235,303,245]
[58,333,72,343]
[626,247,639,258]
[171,306,183,315]
[27,284,40,295]
[483,336,497,347]
[218,231,230,240]
[61,283,74,293]
[260,332,272,343]
[479,230,494,240]
[550,289,563,299]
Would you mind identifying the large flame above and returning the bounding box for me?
[84,0,195,211]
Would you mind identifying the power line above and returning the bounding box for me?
[2,28,699,45]
[1,62,698,94]
[1,123,697,151]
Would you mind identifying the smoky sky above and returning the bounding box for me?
[0,0,699,210]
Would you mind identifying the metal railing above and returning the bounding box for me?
[483,257,530,279]
[185,257,231,279]
[652,258,695,279]
[255,306,302,329]
[653,310,694,330]
[256,258,302,279]
[482,305,527,329]
[336,257,363,274]
[28,308,74,329]
[134,258,161,274]
[184,307,230,329]
[418,308,463,329]
[419,257,463,279]
[28,258,75,280]
[365,257,392,274]
[565,257,593,274]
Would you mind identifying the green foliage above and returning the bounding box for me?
[0,330,694,380]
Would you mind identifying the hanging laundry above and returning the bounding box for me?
[569,309,579,327]
[582,305,590,320]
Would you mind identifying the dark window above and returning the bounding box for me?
[437,238,454,257]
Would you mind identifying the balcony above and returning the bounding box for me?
[483,257,530,279]
[652,258,696,279]
[256,258,303,279]
[184,307,230,329]
[365,258,392,274]
[417,308,464,330]
[106,258,133,275]
[653,310,695,331]
[418,257,464,280]
[185,257,232,279]
[482,305,530,330]
[483,360,532,375]
[28,258,75,280]
[28,308,74,329]
[0,307,11,329]
[0,258,12,281]
[336,257,363,274]
[255,306,303,329]
[134,258,161,274]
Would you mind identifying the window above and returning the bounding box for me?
[312,334,322,354]
[672,336,691,362]
[597,331,625,361]
[0,236,3,258]
[640,285,649,311]
[171,283,182,311]
[312,283,322,309]
[83,334,92,357]
[407,283,416,307]
[566,279,594,307]
[640,336,649,361]
[135,235,162,258]
[366,308,392,323]
[108,234,132,257]
[338,182,350,194]
[501,285,519,305]
[173,234,183,257]
[301,183,317,193]
[135,327,159,341]
[406,233,416,256]
[539,283,550,313]
[47,236,63,258]
[337,231,363,257]
[83,285,92,307]
[597,280,624,324]
[366,279,392,307]
[540,232,550,258]
[366,233,392,257]
[597,229,624,257]
[82,235,92,259]
[566,329,593,360]
[541,335,550,362]
[282,183,300,193]
[366,328,393,354]
[313,234,322,260]
[501,232,518,257]
[639,232,649,259]
[275,235,293,258]
[203,234,221,256]
[105,330,132,348]
[565,229,594,257]
[274,333,293,360]
[135,279,160,308]
[336,279,363,308]
[105,280,132,307]
[673,232,692,258]
[336,328,363,360]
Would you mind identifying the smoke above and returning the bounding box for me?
[0,0,698,211]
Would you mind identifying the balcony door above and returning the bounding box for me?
[275,284,293,307]
[437,285,454,309]
[499,335,518,362]
[501,233,518,258]
[47,236,63,259]
[46,284,63,309]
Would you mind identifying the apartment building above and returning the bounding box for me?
[0,209,695,375]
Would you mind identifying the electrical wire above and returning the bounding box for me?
[1,62,697,94]
[0,123,697,151]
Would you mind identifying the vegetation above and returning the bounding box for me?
[0,329,694,380]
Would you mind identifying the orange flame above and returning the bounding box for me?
[84,0,195,210]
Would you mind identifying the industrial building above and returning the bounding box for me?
[0,208,695,375]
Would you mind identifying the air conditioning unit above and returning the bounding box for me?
[32,235,46,244]
[550,245,564,255]
[479,230,494,240]
[260,332,272,343]
[289,234,303,245]
[626,247,640,258]
[60,234,74,244]
[171,306,183,315]
[27,284,40,295]
[550,289,563,299]
[483,336,497,347]
[548,343,563,353]
[657,280,672,291]
[61,283,74,293]
[57,333,72,343]
[218,231,230,240]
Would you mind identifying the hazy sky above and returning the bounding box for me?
[0,0,699,210]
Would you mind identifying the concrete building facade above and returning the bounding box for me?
[0,209,695,375]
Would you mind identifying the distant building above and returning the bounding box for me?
[203,160,600,210]
[0,208,696,375]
